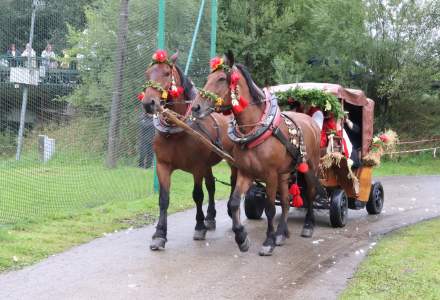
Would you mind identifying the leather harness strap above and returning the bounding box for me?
[193,114,223,150]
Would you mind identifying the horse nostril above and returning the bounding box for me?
[192,104,200,112]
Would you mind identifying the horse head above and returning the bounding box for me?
[192,50,264,119]
[141,50,190,115]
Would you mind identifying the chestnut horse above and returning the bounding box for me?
[141,50,235,250]
[192,51,323,256]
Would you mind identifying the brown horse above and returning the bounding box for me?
[192,51,323,256]
[141,50,235,250]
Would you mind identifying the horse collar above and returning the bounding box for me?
[227,89,281,148]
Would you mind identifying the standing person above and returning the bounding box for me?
[21,43,36,68]
[138,113,155,168]
[41,43,57,69]
[6,44,20,67]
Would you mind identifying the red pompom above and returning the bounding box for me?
[169,86,184,98]
[239,96,248,109]
[137,92,145,101]
[232,103,244,115]
[297,162,309,173]
[230,72,240,86]
[289,183,303,207]
[152,50,168,63]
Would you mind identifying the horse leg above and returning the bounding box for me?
[230,172,252,252]
[259,174,278,256]
[275,174,290,246]
[204,168,216,230]
[193,172,208,240]
[301,169,319,238]
[150,163,172,251]
[227,166,237,219]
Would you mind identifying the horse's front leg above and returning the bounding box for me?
[204,168,216,230]
[259,173,278,256]
[150,162,172,251]
[230,172,252,252]
[193,172,208,240]
[227,166,237,218]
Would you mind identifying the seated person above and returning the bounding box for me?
[344,115,362,168]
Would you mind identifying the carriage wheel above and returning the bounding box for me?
[244,184,266,220]
[366,182,384,215]
[330,189,348,228]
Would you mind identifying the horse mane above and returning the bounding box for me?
[174,64,196,100]
[235,63,265,103]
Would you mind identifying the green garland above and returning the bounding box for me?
[275,88,345,119]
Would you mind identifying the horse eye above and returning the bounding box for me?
[164,72,170,77]
[218,77,226,82]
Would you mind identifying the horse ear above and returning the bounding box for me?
[223,50,235,67]
[170,51,179,64]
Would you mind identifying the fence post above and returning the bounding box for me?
[210,0,217,58]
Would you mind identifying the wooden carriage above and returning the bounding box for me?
[243,83,384,227]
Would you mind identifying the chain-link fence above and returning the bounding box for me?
[0,0,214,224]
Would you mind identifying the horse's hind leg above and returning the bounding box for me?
[150,162,172,251]
[193,172,208,240]
[204,168,216,230]
[259,174,278,256]
[301,169,319,238]
[230,172,252,252]
[275,174,290,246]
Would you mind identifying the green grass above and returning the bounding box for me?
[374,153,440,176]
[0,160,231,272]
[340,218,440,299]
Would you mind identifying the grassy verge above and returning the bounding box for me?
[374,153,440,176]
[340,218,440,299]
[0,162,231,272]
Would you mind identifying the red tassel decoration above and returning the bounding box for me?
[238,96,248,109]
[297,162,309,173]
[289,183,303,207]
[169,86,184,98]
[137,92,145,101]
[232,103,244,115]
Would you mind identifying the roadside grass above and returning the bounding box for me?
[374,153,440,176]
[340,218,440,299]
[0,161,231,272]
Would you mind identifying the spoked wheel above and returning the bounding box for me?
[329,189,348,228]
[366,182,384,215]
[244,183,266,220]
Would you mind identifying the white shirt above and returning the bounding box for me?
[343,129,353,156]
[311,110,324,130]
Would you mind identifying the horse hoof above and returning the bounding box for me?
[275,235,286,246]
[150,237,166,251]
[238,236,250,252]
[193,229,207,240]
[301,227,314,238]
[204,219,216,231]
[259,245,275,256]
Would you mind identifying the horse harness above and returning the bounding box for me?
[228,89,307,167]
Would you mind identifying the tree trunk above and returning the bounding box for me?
[106,0,130,168]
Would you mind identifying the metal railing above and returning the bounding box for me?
[0,56,80,86]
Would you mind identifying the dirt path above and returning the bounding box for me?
[1,176,439,300]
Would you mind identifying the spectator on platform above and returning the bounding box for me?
[41,44,57,69]
[6,44,20,67]
[21,43,37,68]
